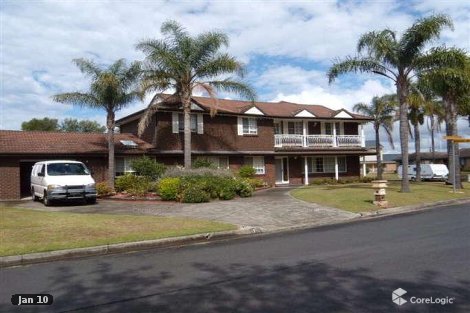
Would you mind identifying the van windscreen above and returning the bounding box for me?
[47,163,89,176]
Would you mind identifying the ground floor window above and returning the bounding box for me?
[308,156,347,173]
[196,156,230,169]
[244,156,265,175]
[115,157,136,176]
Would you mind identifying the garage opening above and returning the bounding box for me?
[20,161,36,198]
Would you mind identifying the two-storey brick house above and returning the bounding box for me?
[116,96,375,185]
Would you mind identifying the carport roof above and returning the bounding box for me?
[0,130,153,155]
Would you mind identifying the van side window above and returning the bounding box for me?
[39,165,45,176]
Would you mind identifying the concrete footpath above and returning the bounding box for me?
[2,188,470,268]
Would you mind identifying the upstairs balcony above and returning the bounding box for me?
[274,134,365,148]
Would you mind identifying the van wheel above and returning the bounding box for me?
[43,191,51,206]
[31,188,39,201]
[411,177,416,182]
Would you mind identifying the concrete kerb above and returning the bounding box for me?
[0,228,254,268]
[2,197,469,268]
[357,197,470,218]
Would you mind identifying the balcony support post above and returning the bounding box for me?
[360,124,365,147]
[334,156,339,181]
[302,120,307,147]
[304,156,309,185]
[333,123,337,147]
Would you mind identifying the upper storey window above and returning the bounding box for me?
[238,117,258,135]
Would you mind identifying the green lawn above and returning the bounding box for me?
[291,181,470,213]
[0,207,235,256]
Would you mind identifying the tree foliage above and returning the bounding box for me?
[53,58,141,189]
[353,95,396,180]
[21,117,59,131]
[328,14,459,192]
[136,20,256,168]
[59,118,106,133]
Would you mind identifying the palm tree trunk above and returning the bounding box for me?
[106,111,115,190]
[414,123,421,182]
[182,93,192,168]
[430,116,435,163]
[445,97,462,189]
[398,78,411,192]
[375,126,383,180]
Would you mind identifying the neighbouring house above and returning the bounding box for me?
[0,130,151,200]
[360,147,400,176]
[116,96,375,186]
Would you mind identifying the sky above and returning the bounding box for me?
[1,0,469,153]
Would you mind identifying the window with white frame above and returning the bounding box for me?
[324,122,333,135]
[244,156,265,175]
[178,114,197,132]
[197,156,229,169]
[308,156,347,173]
[115,157,136,176]
[288,121,303,135]
[242,118,258,135]
[274,121,283,135]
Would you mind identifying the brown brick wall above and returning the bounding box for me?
[134,112,275,152]
[120,115,157,145]
[0,157,20,199]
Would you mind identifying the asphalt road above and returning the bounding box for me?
[1,204,469,313]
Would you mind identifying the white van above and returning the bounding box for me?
[397,164,449,181]
[31,160,97,206]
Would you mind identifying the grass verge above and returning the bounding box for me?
[291,181,470,213]
[0,207,235,256]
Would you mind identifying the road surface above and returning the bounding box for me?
[1,204,469,312]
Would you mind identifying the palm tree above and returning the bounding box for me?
[419,55,470,189]
[53,58,141,190]
[353,95,396,180]
[407,91,425,181]
[414,81,445,164]
[328,14,457,192]
[136,20,256,168]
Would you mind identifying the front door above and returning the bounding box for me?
[275,157,289,184]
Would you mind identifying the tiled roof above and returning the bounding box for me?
[0,130,153,155]
[191,96,371,119]
[116,95,372,124]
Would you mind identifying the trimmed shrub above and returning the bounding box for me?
[115,174,153,196]
[216,177,237,200]
[130,156,166,180]
[158,177,181,201]
[234,178,254,197]
[192,158,216,169]
[96,182,113,196]
[181,185,210,203]
[246,178,265,189]
[163,167,233,178]
[115,174,139,192]
[238,165,256,178]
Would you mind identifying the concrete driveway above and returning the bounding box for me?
[6,188,357,231]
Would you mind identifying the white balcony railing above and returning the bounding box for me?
[274,134,363,148]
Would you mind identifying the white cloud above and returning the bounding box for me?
[1,0,468,130]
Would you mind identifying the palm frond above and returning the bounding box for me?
[399,14,453,64]
[72,58,102,78]
[327,57,396,83]
[207,79,256,102]
[52,92,101,108]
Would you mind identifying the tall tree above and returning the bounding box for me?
[353,95,396,180]
[53,58,141,190]
[21,117,59,131]
[414,81,445,163]
[328,14,457,192]
[136,20,256,168]
[59,118,106,133]
[407,89,425,181]
[419,54,470,189]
